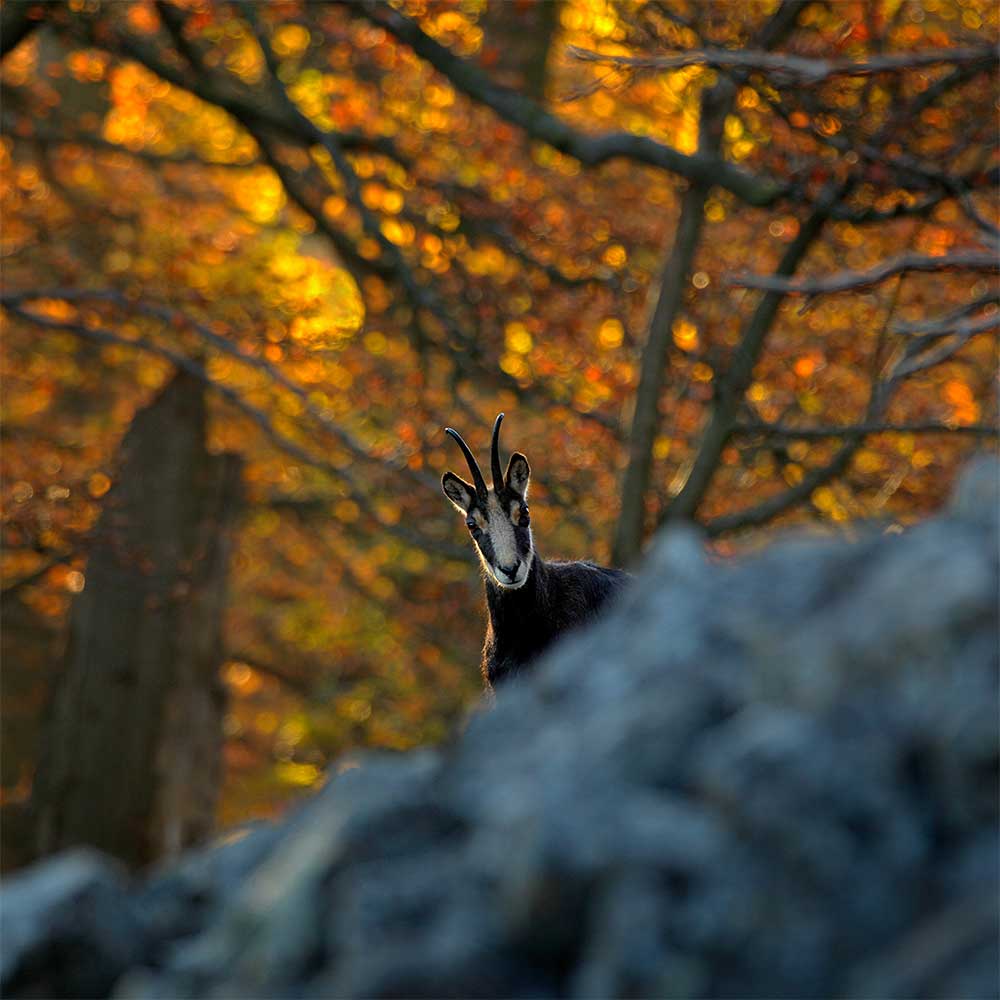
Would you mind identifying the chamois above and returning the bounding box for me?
[442,413,629,689]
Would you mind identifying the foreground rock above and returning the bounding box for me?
[3,460,997,999]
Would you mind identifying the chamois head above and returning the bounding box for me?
[442,413,533,589]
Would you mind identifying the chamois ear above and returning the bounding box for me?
[442,472,476,513]
[505,453,530,497]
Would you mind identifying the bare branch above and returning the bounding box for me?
[749,60,996,231]
[3,113,390,171]
[1,300,466,562]
[887,320,997,382]
[730,251,999,295]
[892,295,1000,336]
[238,1,482,363]
[1,551,76,599]
[1,1,45,59]
[884,59,996,135]
[613,182,709,565]
[350,1,785,207]
[707,415,998,537]
[226,652,315,697]
[253,133,392,284]
[568,44,997,85]
[661,179,851,526]
[234,5,620,432]
[61,12,412,170]
[734,420,999,440]
[448,210,603,289]
[831,192,949,225]
[40,7,620,435]
[703,439,858,536]
[899,314,1000,350]
[954,189,1000,242]
[1,286,436,492]
[153,0,208,74]
[700,269,988,537]
[612,0,806,564]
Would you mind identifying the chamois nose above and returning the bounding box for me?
[497,561,519,580]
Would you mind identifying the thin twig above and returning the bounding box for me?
[734,420,999,440]
[0,286,436,491]
[2,301,467,562]
[705,273,923,536]
[730,251,998,295]
[350,0,784,207]
[661,179,852,527]
[1,551,76,598]
[892,294,999,336]
[567,44,996,85]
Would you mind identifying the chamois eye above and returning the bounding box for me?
[466,519,479,534]
[521,506,530,526]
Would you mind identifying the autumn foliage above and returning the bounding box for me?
[1,0,997,847]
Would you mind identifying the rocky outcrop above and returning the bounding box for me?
[2,459,997,999]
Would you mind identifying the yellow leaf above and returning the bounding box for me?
[275,762,322,787]
[602,244,627,268]
[672,319,699,351]
[505,322,533,354]
[597,318,624,349]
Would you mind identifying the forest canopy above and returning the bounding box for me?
[1,0,997,848]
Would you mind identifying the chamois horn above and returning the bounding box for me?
[490,412,505,492]
[445,426,488,502]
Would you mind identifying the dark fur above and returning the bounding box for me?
[481,555,629,688]
[442,413,630,691]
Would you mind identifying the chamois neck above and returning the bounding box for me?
[484,552,544,621]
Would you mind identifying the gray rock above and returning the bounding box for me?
[6,458,998,999]
[0,850,144,998]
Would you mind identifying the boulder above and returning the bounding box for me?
[0,850,144,998]
[3,458,997,999]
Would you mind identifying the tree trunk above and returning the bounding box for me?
[478,0,561,103]
[611,76,735,567]
[32,372,242,868]
[0,598,58,873]
[661,183,845,526]
[611,182,708,567]
[612,2,805,564]
[0,1,46,59]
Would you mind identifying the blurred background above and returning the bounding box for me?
[1,0,997,871]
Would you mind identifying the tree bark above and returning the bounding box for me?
[613,2,805,563]
[0,2,46,60]
[0,599,57,873]
[662,180,848,525]
[611,182,708,566]
[32,372,242,868]
[478,0,561,103]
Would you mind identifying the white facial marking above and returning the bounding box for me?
[477,491,533,589]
